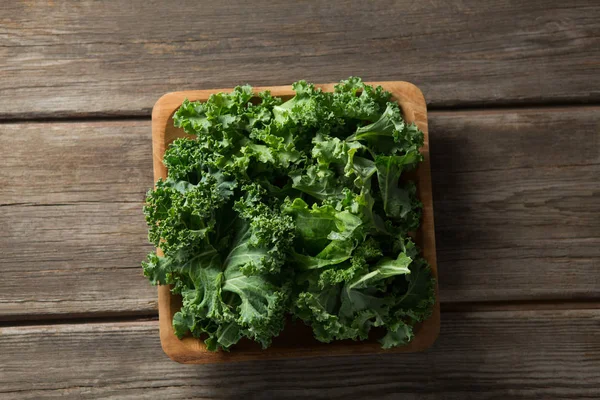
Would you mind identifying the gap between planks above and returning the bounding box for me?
[3,300,600,328]
[0,312,158,328]
[1,101,600,124]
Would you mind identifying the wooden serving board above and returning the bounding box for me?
[151,82,439,364]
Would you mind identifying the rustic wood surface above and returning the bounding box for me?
[0,121,156,319]
[1,0,599,119]
[1,310,599,399]
[1,0,599,397]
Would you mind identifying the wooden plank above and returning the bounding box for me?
[0,120,153,205]
[1,1,599,119]
[1,310,599,398]
[431,107,600,302]
[0,107,598,319]
[0,203,156,319]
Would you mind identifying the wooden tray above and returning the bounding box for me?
[151,81,439,364]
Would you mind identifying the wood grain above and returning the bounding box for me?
[0,203,155,319]
[1,310,599,399]
[152,82,439,362]
[0,121,153,205]
[1,107,597,319]
[431,107,600,302]
[1,0,599,119]
[0,121,156,319]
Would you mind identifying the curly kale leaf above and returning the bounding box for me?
[145,219,290,351]
[375,156,423,232]
[283,198,363,270]
[144,173,236,256]
[332,76,391,121]
[348,102,424,158]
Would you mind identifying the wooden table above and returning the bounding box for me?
[1,1,599,398]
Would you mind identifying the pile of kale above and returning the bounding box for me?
[143,78,435,351]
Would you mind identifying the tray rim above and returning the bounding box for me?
[151,81,439,364]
